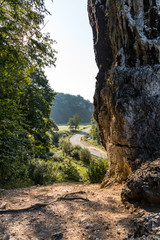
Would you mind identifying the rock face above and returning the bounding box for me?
[122,159,160,203]
[88,0,160,184]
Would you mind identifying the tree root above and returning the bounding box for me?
[0,191,89,214]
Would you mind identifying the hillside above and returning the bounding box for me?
[51,93,93,124]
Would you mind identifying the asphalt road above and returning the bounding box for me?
[70,128,107,158]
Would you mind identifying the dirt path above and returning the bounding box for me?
[0,183,135,240]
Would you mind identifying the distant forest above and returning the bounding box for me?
[51,93,93,124]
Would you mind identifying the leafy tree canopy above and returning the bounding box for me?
[0,0,57,186]
[68,114,81,130]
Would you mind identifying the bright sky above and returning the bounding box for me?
[44,0,98,102]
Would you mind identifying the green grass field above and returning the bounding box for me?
[58,124,90,132]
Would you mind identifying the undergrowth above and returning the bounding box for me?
[2,128,108,189]
[82,134,105,151]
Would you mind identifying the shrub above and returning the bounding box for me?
[52,132,59,146]
[73,145,82,150]
[52,151,64,162]
[51,130,70,147]
[87,158,108,183]
[80,148,91,164]
[0,128,33,187]
[61,160,81,181]
[28,159,56,185]
[47,151,54,157]
[59,139,73,155]
[58,130,70,138]
[71,149,80,160]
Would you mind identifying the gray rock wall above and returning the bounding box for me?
[88,0,160,183]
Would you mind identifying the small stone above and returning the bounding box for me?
[51,232,63,240]
[85,223,94,229]
[105,225,109,230]
[4,235,10,240]
[128,233,133,238]
[0,202,7,209]
[29,218,37,223]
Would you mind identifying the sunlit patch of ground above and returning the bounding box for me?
[0,183,135,240]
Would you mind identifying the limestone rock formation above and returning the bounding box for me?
[122,159,160,203]
[88,0,160,186]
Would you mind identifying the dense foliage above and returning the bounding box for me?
[90,114,101,145]
[0,1,107,188]
[87,158,108,183]
[50,132,108,183]
[68,113,81,130]
[0,0,57,187]
[50,93,93,124]
[82,115,103,150]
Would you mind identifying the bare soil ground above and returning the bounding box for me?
[0,183,142,240]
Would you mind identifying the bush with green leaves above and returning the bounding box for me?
[71,149,80,160]
[51,130,70,147]
[59,139,73,155]
[0,128,33,187]
[73,145,82,151]
[52,132,60,146]
[52,151,64,162]
[80,148,91,164]
[90,115,101,145]
[87,158,108,183]
[58,131,71,138]
[28,159,56,185]
[61,160,81,182]
[70,145,83,160]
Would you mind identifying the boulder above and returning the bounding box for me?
[122,159,160,203]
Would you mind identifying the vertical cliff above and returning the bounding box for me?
[88,0,160,192]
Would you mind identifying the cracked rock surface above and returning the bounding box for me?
[88,0,160,188]
[121,159,160,204]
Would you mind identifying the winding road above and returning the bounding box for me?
[70,128,107,158]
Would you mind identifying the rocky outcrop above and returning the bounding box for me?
[123,211,160,239]
[122,159,160,203]
[88,0,160,186]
